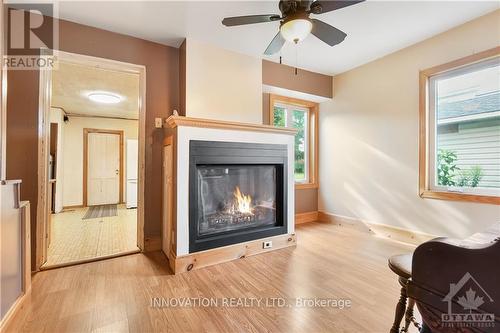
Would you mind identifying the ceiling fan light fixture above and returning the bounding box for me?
[87,91,122,104]
[280,18,312,43]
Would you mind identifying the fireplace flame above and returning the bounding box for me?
[233,187,253,214]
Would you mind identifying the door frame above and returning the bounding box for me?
[83,128,124,207]
[36,50,146,270]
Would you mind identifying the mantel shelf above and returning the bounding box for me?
[165,115,298,135]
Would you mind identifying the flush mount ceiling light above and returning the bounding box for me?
[87,91,122,104]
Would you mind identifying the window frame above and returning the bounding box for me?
[270,94,319,189]
[419,46,500,205]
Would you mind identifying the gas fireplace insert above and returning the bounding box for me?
[189,140,288,253]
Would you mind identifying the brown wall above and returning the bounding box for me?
[6,15,179,266]
[178,40,186,116]
[262,60,333,99]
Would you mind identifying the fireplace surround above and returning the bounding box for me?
[189,140,288,252]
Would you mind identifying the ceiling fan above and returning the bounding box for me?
[222,0,365,55]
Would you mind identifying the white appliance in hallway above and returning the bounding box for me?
[126,139,138,208]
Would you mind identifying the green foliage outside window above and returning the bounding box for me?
[293,110,306,180]
[437,149,483,188]
[273,107,286,127]
[273,106,307,181]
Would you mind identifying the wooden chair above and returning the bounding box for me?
[388,253,417,333]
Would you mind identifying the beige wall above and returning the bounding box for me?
[61,116,138,207]
[185,39,262,124]
[319,10,500,238]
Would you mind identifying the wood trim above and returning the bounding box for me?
[420,190,500,205]
[137,59,146,252]
[144,236,162,252]
[269,94,319,189]
[62,204,84,210]
[161,128,178,259]
[169,233,296,274]
[317,211,435,246]
[295,183,318,190]
[163,135,173,146]
[269,94,318,108]
[420,46,500,77]
[295,211,318,224]
[165,115,298,135]
[418,47,500,205]
[162,139,174,259]
[36,56,52,269]
[0,16,6,180]
[40,249,140,271]
[83,128,124,207]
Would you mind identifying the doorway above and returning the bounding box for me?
[37,51,146,269]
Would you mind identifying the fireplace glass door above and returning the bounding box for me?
[196,165,278,237]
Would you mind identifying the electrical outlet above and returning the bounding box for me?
[155,118,163,128]
[263,241,272,249]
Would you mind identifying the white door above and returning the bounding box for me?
[87,132,120,206]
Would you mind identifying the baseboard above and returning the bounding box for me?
[0,289,30,333]
[40,249,141,270]
[144,236,162,252]
[317,211,436,246]
[170,233,296,274]
[295,211,318,224]
[62,204,84,210]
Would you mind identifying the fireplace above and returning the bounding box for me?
[189,140,287,252]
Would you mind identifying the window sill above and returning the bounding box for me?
[295,183,319,190]
[419,190,499,205]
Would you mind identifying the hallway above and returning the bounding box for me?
[45,205,138,267]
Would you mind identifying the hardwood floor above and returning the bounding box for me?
[45,205,138,267]
[8,222,418,333]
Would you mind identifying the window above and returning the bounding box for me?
[419,48,500,204]
[270,95,318,188]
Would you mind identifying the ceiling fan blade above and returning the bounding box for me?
[264,32,286,55]
[222,14,281,27]
[309,0,365,14]
[311,19,347,46]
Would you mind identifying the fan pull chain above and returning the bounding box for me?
[294,43,298,75]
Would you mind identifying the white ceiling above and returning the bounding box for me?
[54,1,499,75]
[51,61,140,119]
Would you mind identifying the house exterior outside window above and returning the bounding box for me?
[419,48,500,204]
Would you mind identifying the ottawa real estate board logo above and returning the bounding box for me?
[4,2,58,69]
[441,272,495,329]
